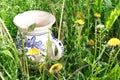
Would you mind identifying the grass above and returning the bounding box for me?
[0,0,120,80]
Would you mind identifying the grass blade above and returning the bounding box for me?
[105,2,120,29]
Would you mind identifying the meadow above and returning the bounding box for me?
[0,0,120,80]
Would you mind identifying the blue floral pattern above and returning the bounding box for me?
[15,32,64,61]
[24,36,45,52]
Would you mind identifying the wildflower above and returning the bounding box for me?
[107,38,120,46]
[76,12,84,19]
[94,13,101,18]
[75,19,85,25]
[96,24,104,29]
[49,63,62,74]
[89,39,94,46]
[26,48,40,55]
[39,62,46,72]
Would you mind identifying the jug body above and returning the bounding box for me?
[14,10,64,62]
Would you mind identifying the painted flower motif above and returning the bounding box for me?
[24,36,36,47]
[107,38,120,46]
[26,48,40,55]
[75,19,85,25]
[49,63,62,74]
[94,13,101,18]
[89,39,94,46]
[24,36,44,52]
[39,62,46,72]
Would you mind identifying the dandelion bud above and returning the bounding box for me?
[94,13,101,18]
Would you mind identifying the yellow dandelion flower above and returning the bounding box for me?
[26,48,40,55]
[75,19,85,25]
[39,62,46,72]
[107,38,120,46]
[94,13,101,18]
[49,63,62,74]
[89,39,94,46]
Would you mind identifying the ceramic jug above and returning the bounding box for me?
[13,10,64,62]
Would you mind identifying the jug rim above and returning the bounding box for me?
[13,10,56,33]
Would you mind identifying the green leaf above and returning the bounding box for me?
[1,50,14,59]
[28,23,36,31]
[94,0,103,12]
[108,64,120,79]
[105,2,120,29]
[104,64,120,80]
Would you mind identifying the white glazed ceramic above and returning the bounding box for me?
[13,10,64,62]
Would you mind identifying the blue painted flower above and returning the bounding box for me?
[32,41,42,48]
[24,36,45,52]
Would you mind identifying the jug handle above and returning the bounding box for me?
[49,39,64,60]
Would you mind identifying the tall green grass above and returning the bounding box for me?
[0,0,120,80]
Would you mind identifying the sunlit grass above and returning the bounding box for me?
[0,0,120,80]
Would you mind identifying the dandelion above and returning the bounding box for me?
[107,38,120,46]
[94,13,101,18]
[76,12,84,19]
[26,48,40,55]
[75,19,85,25]
[39,62,46,72]
[49,63,62,74]
[89,39,94,46]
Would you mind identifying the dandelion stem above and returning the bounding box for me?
[94,19,98,61]
[78,26,82,48]
[77,25,83,60]
[58,0,65,39]
[104,47,114,75]
[109,48,120,71]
